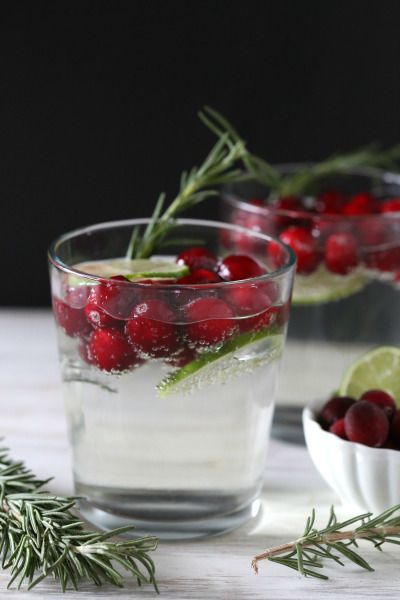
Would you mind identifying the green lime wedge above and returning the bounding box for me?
[157,327,283,397]
[339,346,400,405]
[292,265,370,305]
[73,258,189,280]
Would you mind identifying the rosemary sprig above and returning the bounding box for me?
[200,106,400,197]
[127,130,248,259]
[277,144,400,197]
[127,107,400,260]
[0,446,158,592]
[252,504,400,580]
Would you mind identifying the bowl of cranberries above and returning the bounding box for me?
[303,390,400,513]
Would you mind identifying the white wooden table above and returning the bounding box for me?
[1,309,399,599]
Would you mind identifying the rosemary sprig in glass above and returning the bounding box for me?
[126,130,248,259]
[127,107,400,260]
[0,446,158,592]
[200,106,400,198]
[252,504,400,580]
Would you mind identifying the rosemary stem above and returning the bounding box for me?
[251,526,400,573]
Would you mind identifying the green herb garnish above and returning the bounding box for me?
[127,107,400,261]
[0,445,158,591]
[252,504,400,580]
[126,130,248,259]
[200,106,400,197]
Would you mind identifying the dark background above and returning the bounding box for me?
[2,1,400,306]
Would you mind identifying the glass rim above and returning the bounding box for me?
[48,217,297,288]
[223,165,400,223]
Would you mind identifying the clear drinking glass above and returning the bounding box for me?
[222,169,400,442]
[48,218,295,539]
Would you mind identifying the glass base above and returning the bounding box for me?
[77,490,261,540]
[272,406,305,444]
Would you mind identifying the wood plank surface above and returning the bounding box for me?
[0,309,399,599]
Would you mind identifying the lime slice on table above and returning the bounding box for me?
[157,327,283,397]
[292,265,370,305]
[339,346,400,405]
[73,258,189,280]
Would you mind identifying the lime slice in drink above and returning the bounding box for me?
[292,265,370,305]
[74,258,189,280]
[339,346,400,405]
[158,327,283,397]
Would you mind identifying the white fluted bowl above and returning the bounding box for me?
[303,404,400,513]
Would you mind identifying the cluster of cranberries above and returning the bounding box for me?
[319,390,400,449]
[53,247,286,373]
[232,191,400,278]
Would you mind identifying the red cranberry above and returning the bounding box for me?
[329,418,347,440]
[244,305,280,333]
[344,400,389,447]
[218,254,265,281]
[184,297,237,346]
[87,328,140,372]
[365,246,400,273]
[358,219,387,247]
[273,196,304,228]
[229,216,270,254]
[227,285,273,333]
[315,190,346,214]
[360,389,396,419]
[227,285,271,316]
[342,192,378,216]
[319,396,356,429]
[279,226,319,274]
[164,345,198,368]
[324,232,359,275]
[275,196,302,211]
[176,247,217,271]
[84,282,132,329]
[125,299,179,358]
[176,269,221,284]
[267,240,287,269]
[380,198,400,213]
[53,296,92,338]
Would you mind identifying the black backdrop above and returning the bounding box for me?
[2,1,400,306]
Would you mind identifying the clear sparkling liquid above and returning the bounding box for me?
[60,335,278,537]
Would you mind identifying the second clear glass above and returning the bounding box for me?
[222,169,400,441]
